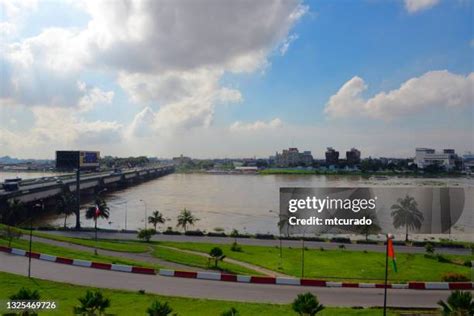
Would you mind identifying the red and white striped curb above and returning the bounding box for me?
[2,246,472,290]
[0,246,155,275]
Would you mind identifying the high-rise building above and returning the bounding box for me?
[325,147,339,165]
[346,148,361,166]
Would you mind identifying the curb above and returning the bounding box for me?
[0,245,155,275]
[2,246,472,290]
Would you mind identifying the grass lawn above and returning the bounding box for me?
[153,246,263,275]
[157,242,472,282]
[0,238,159,269]
[0,271,410,315]
[0,224,148,253]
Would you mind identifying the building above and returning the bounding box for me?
[325,147,339,165]
[346,148,361,166]
[275,148,313,167]
[462,152,474,170]
[414,148,458,170]
[56,151,100,171]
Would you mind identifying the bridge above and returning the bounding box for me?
[0,165,175,208]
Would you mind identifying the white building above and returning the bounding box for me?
[414,148,458,170]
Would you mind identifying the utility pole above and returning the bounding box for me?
[383,234,390,316]
[75,155,81,230]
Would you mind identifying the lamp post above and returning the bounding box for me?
[383,233,393,316]
[140,199,147,230]
[269,210,283,269]
[29,202,43,278]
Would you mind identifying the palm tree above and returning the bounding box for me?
[85,198,110,248]
[146,300,173,316]
[148,210,165,231]
[437,290,474,316]
[176,208,198,232]
[73,290,110,315]
[292,292,325,316]
[390,195,424,242]
[10,287,40,316]
[56,192,76,228]
[209,247,225,268]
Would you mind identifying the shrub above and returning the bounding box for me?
[184,230,204,236]
[425,243,435,254]
[338,244,346,250]
[463,260,472,267]
[437,290,474,316]
[209,247,225,268]
[73,290,110,315]
[221,307,240,316]
[146,300,173,316]
[441,272,469,282]
[255,234,275,240]
[137,228,156,242]
[292,292,325,316]
[10,287,40,300]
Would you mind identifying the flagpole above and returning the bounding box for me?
[383,234,390,316]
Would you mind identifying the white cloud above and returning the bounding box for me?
[325,70,474,120]
[230,118,283,132]
[279,34,299,56]
[404,0,440,13]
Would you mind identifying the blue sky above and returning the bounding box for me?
[0,0,473,158]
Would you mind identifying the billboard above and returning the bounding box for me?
[79,151,100,168]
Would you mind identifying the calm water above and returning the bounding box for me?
[27,172,473,237]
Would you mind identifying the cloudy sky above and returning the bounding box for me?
[0,0,472,159]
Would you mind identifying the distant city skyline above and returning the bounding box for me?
[0,0,472,159]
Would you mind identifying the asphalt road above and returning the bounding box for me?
[0,252,454,308]
[44,230,471,255]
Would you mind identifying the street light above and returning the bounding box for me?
[29,202,43,278]
[269,210,283,269]
[140,199,147,230]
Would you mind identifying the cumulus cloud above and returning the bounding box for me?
[230,118,283,132]
[1,0,306,152]
[325,70,474,120]
[404,0,440,13]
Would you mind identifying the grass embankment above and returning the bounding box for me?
[0,238,158,269]
[0,271,409,315]
[157,242,473,282]
[153,246,263,275]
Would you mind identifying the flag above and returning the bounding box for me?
[387,238,397,273]
[95,205,100,218]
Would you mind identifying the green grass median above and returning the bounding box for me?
[0,271,408,315]
[0,238,159,269]
[157,241,472,282]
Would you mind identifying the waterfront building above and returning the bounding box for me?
[346,148,361,166]
[414,148,459,170]
[275,148,313,167]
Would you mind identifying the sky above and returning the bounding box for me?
[0,0,473,159]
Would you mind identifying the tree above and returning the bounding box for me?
[209,247,225,268]
[56,192,76,228]
[1,199,26,225]
[176,208,198,232]
[437,291,474,316]
[230,229,239,243]
[292,292,325,316]
[390,195,424,242]
[221,307,240,316]
[146,300,173,316]
[138,228,156,242]
[85,197,110,249]
[148,210,165,231]
[73,290,110,315]
[10,287,41,316]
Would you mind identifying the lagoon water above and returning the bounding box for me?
[15,172,471,238]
